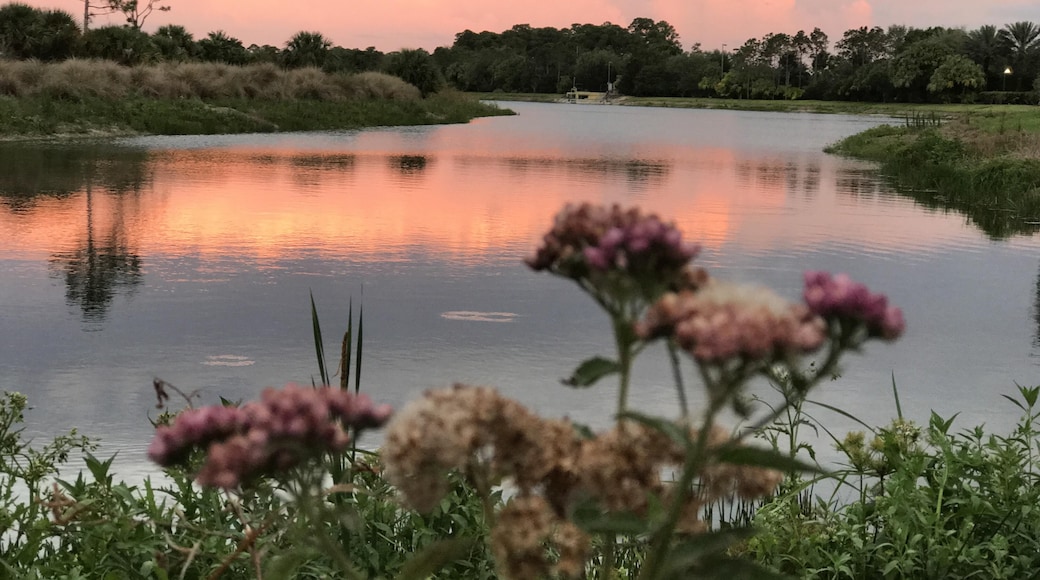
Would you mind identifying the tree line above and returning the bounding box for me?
[1,1,1038,103]
[433,19,1040,103]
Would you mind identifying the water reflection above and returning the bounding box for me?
[1,104,1038,477]
[0,142,149,206]
[835,168,887,198]
[0,143,148,321]
[48,183,143,323]
[894,188,1040,240]
[734,159,821,197]
[391,154,429,173]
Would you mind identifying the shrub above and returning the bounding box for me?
[747,385,1040,579]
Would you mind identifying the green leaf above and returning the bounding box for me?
[617,411,690,451]
[310,290,329,385]
[355,298,364,395]
[340,296,352,390]
[658,531,774,579]
[84,452,116,484]
[570,497,648,535]
[891,372,903,421]
[561,357,620,387]
[264,549,319,580]
[715,446,823,474]
[396,536,476,580]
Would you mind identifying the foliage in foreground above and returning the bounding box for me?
[748,384,1040,579]
[1,201,914,579]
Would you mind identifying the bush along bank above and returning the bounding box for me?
[826,113,1040,239]
[0,60,512,138]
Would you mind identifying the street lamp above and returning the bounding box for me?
[607,61,612,94]
[1003,66,1013,91]
[721,44,727,74]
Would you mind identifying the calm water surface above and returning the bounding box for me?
[1,102,1038,476]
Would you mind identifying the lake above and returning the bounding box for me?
[1,101,1038,479]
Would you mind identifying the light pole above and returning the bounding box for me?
[607,61,612,94]
[721,44,727,74]
[1004,66,1012,91]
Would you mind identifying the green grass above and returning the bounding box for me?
[828,124,1040,239]
[0,60,513,138]
[0,92,512,138]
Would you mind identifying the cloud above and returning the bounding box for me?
[20,0,1040,52]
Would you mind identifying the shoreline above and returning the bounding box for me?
[479,93,1040,238]
[0,94,513,141]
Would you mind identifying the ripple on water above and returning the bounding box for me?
[440,311,518,323]
[201,355,255,367]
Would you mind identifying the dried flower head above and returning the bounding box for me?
[491,496,591,580]
[803,271,905,340]
[382,384,583,512]
[147,384,392,488]
[491,496,556,580]
[637,281,826,364]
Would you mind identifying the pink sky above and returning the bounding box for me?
[23,0,1039,52]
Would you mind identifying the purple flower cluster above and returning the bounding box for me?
[148,384,393,489]
[525,203,700,285]
[803,271,905,340]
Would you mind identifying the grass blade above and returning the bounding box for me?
[310,290,329,385]
[891,372,903,421]
[354,298,363,394]
[340,297,353,390]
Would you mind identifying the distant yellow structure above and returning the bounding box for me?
[564,90,607,103]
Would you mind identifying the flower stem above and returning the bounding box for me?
[613,315,636,419]
[666,340,689,421]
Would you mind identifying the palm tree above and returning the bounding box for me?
[999,21,1040,88]
[967,25,1003,89]
[198,31,249,65]
[0,3,42,59]
[154,24,197,61]
[283,31,332,69]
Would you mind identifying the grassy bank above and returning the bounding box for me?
[476,92,1035,116]
[0,60,512,138]
[827,108,1040,239]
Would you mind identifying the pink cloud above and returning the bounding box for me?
[19,0,1037,53]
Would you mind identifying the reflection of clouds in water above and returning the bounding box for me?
[202,354,255,367]
[440,311,517,323]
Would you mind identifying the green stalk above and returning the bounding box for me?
[613,315,636,419]
[638,391,727,580]
[666,340,690,421]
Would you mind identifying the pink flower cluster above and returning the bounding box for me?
[637,282,826,364]
[525,203,699,282]
[803,271,905,340]
[148,384,393,488]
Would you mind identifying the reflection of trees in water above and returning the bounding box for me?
[390,155,429,173]
[0,143,149,212]
[288,154,357,190]
[838,159,1040,240]
[290,154,357,170]
[835,168,887,198]
[734,159,820,197]
[494,156,670,187]
[0,143,149,322]
[48,184,143,323]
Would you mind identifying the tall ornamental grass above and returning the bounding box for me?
[0,59,421,101]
